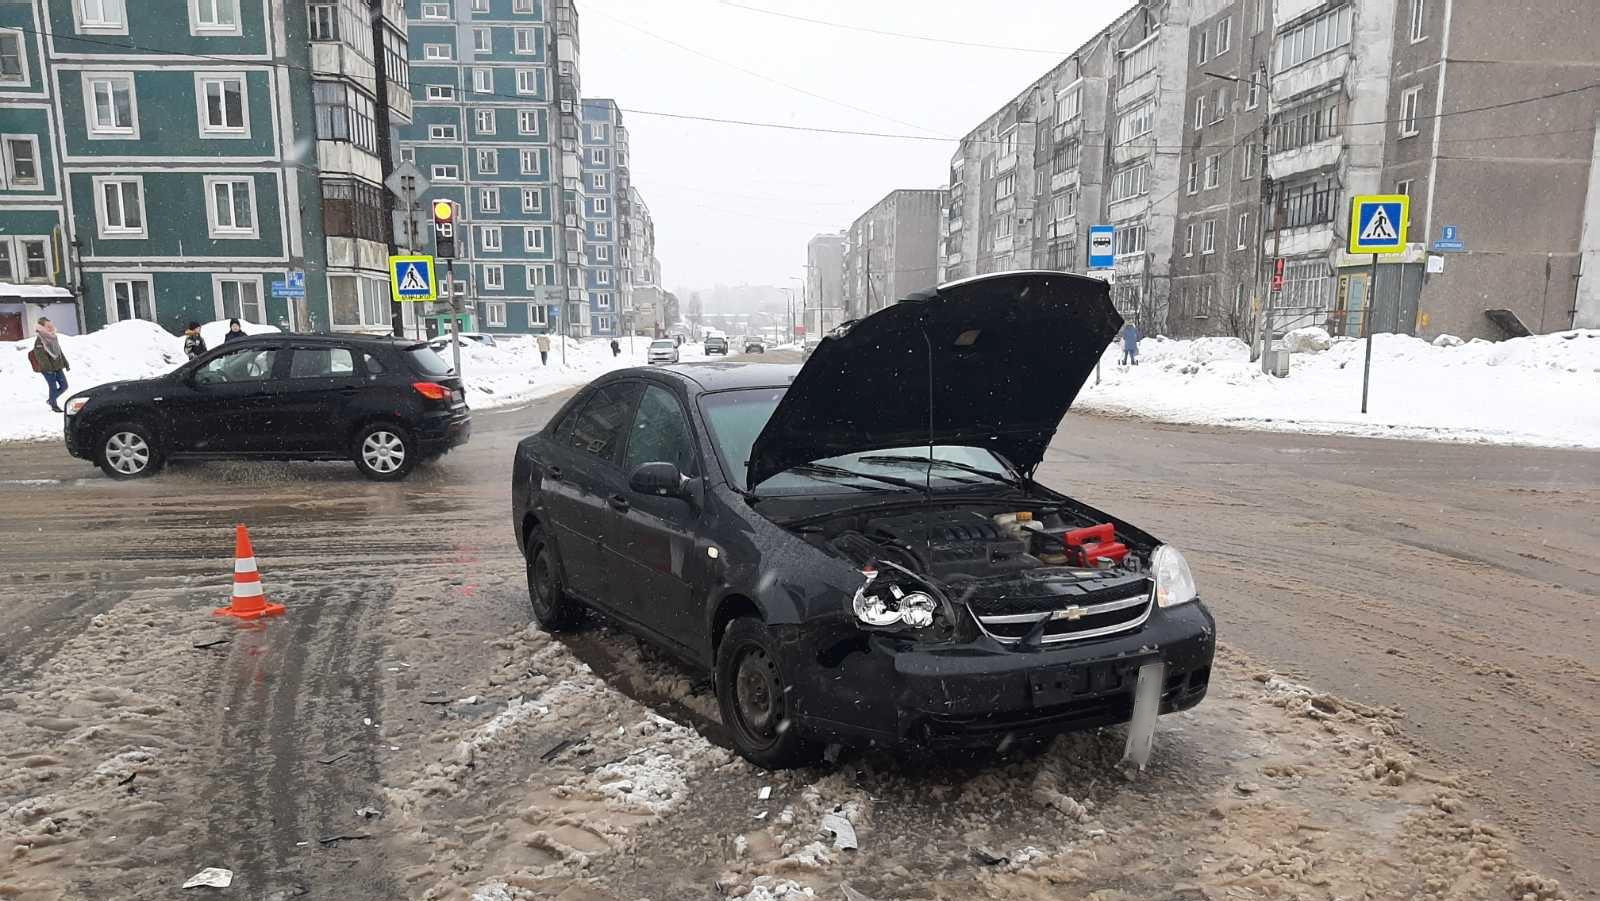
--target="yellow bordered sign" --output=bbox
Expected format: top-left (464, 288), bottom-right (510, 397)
top-left (389, 254), bottom-right (437, 303)
top-left (1348, 194), bottom-right (1409, 254)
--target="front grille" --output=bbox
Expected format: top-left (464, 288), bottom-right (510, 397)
top-left (971, 588), bottom-right (1152, 644)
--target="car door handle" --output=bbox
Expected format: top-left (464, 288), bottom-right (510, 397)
top-left (608, 494), bottom-right (630, 512)
top-left (338, 386), bottom-right (359, 394)
top-left (546, 465), bottom-right (563, 480)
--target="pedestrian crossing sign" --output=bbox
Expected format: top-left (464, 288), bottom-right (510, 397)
top-left (389, 254), bottom-right (438, 303)
top-left (1348, 194), bottom-right (1409, 254)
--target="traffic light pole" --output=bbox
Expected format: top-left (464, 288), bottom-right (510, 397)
top-left (447, 258), bottom-right (462, 380)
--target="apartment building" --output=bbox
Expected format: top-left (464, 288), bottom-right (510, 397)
top-left (805, 231), bottom-right (844, 333)
top-left (841, 189), bottom-right (945, 321)
top-left (627, 184), bottom-right (663, 335)
top-left (0, 0), bottom-right (412, 335)
top-left (1169, 0), bottom-right (1271, 338)
top-left (578, 98), bottom-right (623, 337)
top-left (399, 0), bottom-right (562, 337)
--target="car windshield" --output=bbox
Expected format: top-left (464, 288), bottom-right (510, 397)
top-left (700, 387), bottom-right (1014, 493)
top-left (651, 340), bottom-right (675, 349)
top-left (407, 347), bottom-right (453, 376)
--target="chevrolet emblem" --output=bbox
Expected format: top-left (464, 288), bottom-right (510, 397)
top-left (1052, 605), bottom-right (1087, 622)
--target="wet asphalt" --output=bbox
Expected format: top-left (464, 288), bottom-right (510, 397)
top-left (1, 351), bottom-right (1595, 894)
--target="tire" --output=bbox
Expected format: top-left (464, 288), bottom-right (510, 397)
top-left (96, 421), bottom-right (164, 479)
top-left (352, 422), bottom-right (418, 481)
top-left (715, 617), bottom-right (818, 769)
top-left (524, 526), bottom-right (581, 631)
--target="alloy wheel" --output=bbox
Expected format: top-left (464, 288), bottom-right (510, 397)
top-left (361, 430), bottom-right (406, 473)
top-left (105, 431), bottom-right (151, 475)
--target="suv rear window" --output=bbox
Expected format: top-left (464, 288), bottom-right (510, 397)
top-left (407, 347), bottom-right (453, 376)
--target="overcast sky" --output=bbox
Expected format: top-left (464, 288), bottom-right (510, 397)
top-left (576, 0), bottom-right (1123, 294)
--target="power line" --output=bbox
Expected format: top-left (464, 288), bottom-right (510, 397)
top-left (717, 1), bottom-right (1070, 55)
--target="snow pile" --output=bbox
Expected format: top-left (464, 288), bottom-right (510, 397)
top-left (439, 335), bottom-right (707, 412)
top-left (1078, 329), bottom-right (1600, 448)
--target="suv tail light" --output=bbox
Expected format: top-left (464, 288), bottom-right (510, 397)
top-left (412, 381), bottom-right (451, 401)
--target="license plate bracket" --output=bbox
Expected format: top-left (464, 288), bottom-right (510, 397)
top-left (1028, 655), bottom-right (1156, 707)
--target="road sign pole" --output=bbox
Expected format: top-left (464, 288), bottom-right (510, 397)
top-left (1361, 253), bottom-right (1377, 414)
top-left (447, 259), bottom-right (463, 381)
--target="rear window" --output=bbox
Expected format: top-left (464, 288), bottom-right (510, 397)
top-left (406, 347), bottom-right (453, 376)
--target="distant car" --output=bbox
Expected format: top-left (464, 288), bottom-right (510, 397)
top-left (647, 339), bottom-right (680, 365)
top-left (705, 336), bottom-right (729, 355)
top-left (743, 338), bottom-right (765, 354)
top-left (428, 332), bottom-right (498, 352)
top-left (62, 334), bottom-right (470, 481)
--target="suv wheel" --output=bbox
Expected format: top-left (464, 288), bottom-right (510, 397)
top-left (353, 423), bottom-right (417, 481)
top-left (97, 421), bottom-right (164, 479)
top-left (715, 617), bottom-right (818, 769)
top-left (524, 526), bottom-right (580, 631)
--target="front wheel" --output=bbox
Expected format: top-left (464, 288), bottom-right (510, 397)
top-left (715, 617), bottom-right (818, 769)
top-left (96, 421), bottom-right (165, 479)
top-left (524, 527), bottom-right (581, 631)
top-left (352, 423), bottom-right (417, 481)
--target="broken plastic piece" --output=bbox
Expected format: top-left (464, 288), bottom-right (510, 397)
top-left (758, 785), bottom-right (772, 800)
top-left (1120, 662), bottom-right (1165, 769)
top-left (972, 847), bottom-right (1008, 866)
top-left (182, 868), bottom-right (233, 889)
top-left (821, 813), bottom-right (857, 850)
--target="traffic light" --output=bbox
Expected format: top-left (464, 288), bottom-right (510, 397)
top-left (433, 200), bottom-right (457, 259)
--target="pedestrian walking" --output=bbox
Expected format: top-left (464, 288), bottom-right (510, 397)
top-left (1119, 321), bottom-right (1140, 367)
top-left (223, 318), bottom-right (247, 342)
top-left (610, 338), bottom-right (620, 357)
top-left (29, 317), bottom-right (70, 412)
top-left (537, 333), bottom-right (551, 365)
top-left (183, 321), bottom-right (208, 359)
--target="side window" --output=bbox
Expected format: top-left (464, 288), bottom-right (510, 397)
top-left (362, 352), bottom-right (386, 375)
top-left (623, 385), bottom-right (697, 475)
top-left (567, 382), bottom-right (640, 462)
top-left (288, 347), bottom-right (355, 378)
top-left (194, 347), bottom-right (277, 384)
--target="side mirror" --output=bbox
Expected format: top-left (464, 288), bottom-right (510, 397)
top-left (629, 461), bottom-right (690, 499)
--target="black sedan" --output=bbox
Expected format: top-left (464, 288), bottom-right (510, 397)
top-left (511, 271), bottom-right (1214, 768)
top-left (63, 333), bottom-right (470, 480)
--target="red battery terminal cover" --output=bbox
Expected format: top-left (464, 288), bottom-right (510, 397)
top-left (1062, 523), bottom-right (1129, 567)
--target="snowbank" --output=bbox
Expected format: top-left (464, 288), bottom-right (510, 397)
top-left (1078, 329), bottom-right (1600, 448)
top-left (432, 334), bottom-right (706, 411)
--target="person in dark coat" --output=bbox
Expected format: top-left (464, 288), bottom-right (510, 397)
top-left (183, 321), bottom-right (208, 359)
top-left (32, 317), bottom-right (70, 412)
top-left (1119, 321), bottom-right (1140, 366)
top-left (223, 319), bottom-right (247, 342)
top-left (610, 338), bottom-right (621, 357)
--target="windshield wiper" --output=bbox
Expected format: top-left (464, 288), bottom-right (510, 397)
top-left (788, 462), bottom-right (927, 492)
top-left (854, 455), bottom-right (1019, 486)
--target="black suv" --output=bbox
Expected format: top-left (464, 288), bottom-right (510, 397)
top-left (704, 336), bottom-right (729, 355)
top-left (511, 272), bottom-right (1214, 768)
top-left (63, 334), bottom-right (470, 481)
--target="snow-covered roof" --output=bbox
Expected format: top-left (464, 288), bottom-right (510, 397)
top-left (0, 283), bottom-right (73, 300)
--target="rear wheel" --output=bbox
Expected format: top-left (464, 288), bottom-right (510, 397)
top-left (96, 421), bottom-right (164, 479)
top-left (715, 617), bottom-right (818, 769)
top-left (524, 526), bottom-right (580, 631)
top-left (353, 423), bottom-right (417, 481)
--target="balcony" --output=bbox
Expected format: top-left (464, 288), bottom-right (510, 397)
top-left (1116, 71), bottom-right (1155, 110)
top-left (386, 80), bottom-right (413, 125)
top-left (380, 0), bottom-right (405, 30)
top-left (993, 234), bottom-right (1014, 255)
top-left (1273, 53), bottom-right (1347, 106)
top-left (326, 237), bottom-right (388, 272)
top-left (994, 195), bottom-right (1015, 215)
top-left (1050, 169), bottom-right (1077, 192)
top-left (317, 142), bottom-right (383, 183)
top-left (997, 152), bottom-right (1018, 173)
top-left (1262, 222), bottom-right (1336, 257)
top-left (1269, 138), bottom-right (1341, 179)
top-left (310, 43), bottom-right (374, 86)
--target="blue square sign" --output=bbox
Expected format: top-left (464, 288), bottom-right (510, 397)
top-left (1433, 224), bottom-right (1465, 253)
top-left (1088, 224), bottom-right (1116, 269)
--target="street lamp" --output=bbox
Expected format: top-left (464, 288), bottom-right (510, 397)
top-left (1204, 67), bottom-right (1278, 368)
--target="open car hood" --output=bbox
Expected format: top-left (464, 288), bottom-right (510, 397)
top-left (747, 270), bottom-right (1122, 489)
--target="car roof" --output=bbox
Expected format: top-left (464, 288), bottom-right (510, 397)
top-left (653, 362), bottom-right (800, 391)
top-left (230, 332), bottom-right (424, 349)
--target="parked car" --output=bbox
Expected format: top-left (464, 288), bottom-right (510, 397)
top-left (704, 336), bottom-right (729, 355)
top-left (428, 331), bottom-right (498, 352)
top-left (63, 334), bottom-right (470, 481)
top-left (511, 271), bottom-right (1214, 768)
top-left (742, 337), bottom-right (765, 354)
top-left (647, 339), bottom-right (680, 365)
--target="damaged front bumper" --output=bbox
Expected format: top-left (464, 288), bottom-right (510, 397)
top-left (786, 600), bottom-right (1215, 751)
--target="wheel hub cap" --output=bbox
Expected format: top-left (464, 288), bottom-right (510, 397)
top-left (106, 432), bottom-right (150, 473)
top-left (362, 431), bottom-right (405, 472)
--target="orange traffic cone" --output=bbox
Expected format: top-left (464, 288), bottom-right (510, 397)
top-left (215, 524), bottom-right (285, 620)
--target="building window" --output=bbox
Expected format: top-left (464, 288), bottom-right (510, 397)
top-left (106, 276), bottom-right (154, 322)
top-left (1242, 142), bottom-right (1257, 179)
top-left (432, 164), bottom-right (460, 181)
top-left (0, 31), bottom-right (24, 84)
top-left (513, 0), bottom-right (534, 11)
top-left (1204, 154), bottom-right (1220, 188)
top-left (78, 0), bottom-right (127, 31)
top-left (518, 109), bottom-right (541, 135)
top-left (592, 173), bottom-right (608, 192)
top-left (329, 275), bottom-right (390, 329)
top-left (1213, 87), bottom-right (1228, 122)
top-left (476, 147), bottom-right (497, 173)
top-left (1052, 140), bottom-right (1080, 174)
top-left (1201, 220), bottom-right (1216, 254)
top-left (1397, 179), bottom-right (1413, 197)
top-left (589, 123), bottom-right (609, 142)
top-left (205, 176), bottom-right (257, 238)
top-left (1216, 16), bottom-right (1231, 54)
top-left (596, 269), bottom-right (611, 286)
top-left (1410, 0), bottom-right (1426, 41)
top-left (521, 187), bottom-right (544, 213)
top-left (1252, 0), bottom-right (1267, 34)
top-left (1184, 222), bottom-right (1195, 256)
top-left (421, 2), bottom-right (449, 18)
top-left (313, 81), bottom-right (376, 152)
top-left (321, 178), bottom-right (384, 242)
top-left (428, 84), bottom-right (455, 100)
top-left (472, 27), bottom-right (491, 52)
top-left (1114, 219), bottom-right (1145, 256)
top-left (1193, 96), bottom-right (1206, 129)
top-left (481, 301), bottom-right (506, 325)
top-left (595, 245), bottom-right (610, 262)
top-left (524, 226), bottom-right (547, 251)
top-left (1399, 86), bottom-right (1422, 138)
top-left (1246, 75), bottom-right (1261, 109)
top-left (1056, 86), bottom-right (1082, 122)
top-left (191, 0), bottom-right (240, 33)
top-left (94, 176), bottom-right (145, 237)
top-left (424, 43), bottom-right (452, 60)
top-left (591, 147), bottom-right (608, 165)
top-left (1278, 5), bottom-right (1353, 71)
top-left (519, 149), bottom-right (542, 174)
top-left (86, 74), bottom-right (137, 136)
top-left (1109, 164), bottom-right (1149, 202)
top-left (430, 123), bottom-right (458, 141)
top-left (475, 108), bottom-right (495, 133)
top-left (527, 301), bottom-right (548, 324)
top-left (215, 277), bottom-right (263, 323)
top-left (515, 27), bottom-right (538, 53)
top-left (472, 68), bottom-right (492, 93)
top-left (194, 74), bottom-right (249, 136)
top-left (471, 0), bottom-right (487, 10)
top-left (1, 135), bottom-right (41, 189)
top-left (480, 187), bottom-right (499, 212)
top-left (1195, 29), bottom-right (1209, 64)
top-left (526, 264), bottom-right (553, 286)
top-left (1119, 39), bottom-right (1156, 82)
top-left (1271, 92), bottom-right (1344, 152)
top-left (1281, 259), bottom-right (1336, 310)
top-left (593, 196), bottom-right (609, 214)
top-left (594, 221), bottom-right (610, 238)
top-left (597, 292), bottom-right (613, 309)
top-left (1236, 212), bottom-right (1250, 249)
top-left (479, 225), bottom-right (502, 252)
top-left (1197, 282), bottom-right (1214, 318)
top-left (308, 0), bottom-right (336, 39)
top-left (516, 68), bottom-right (540, 95)
top-left (400, 147), bottom-right (414, 162)
top-left (1185, 161), bottom-right (1198, 195)
top-left (1272, 177), bottom-right (1340, 229)
top-left (482, 266), bottom-right (504, 291)
top-left (1115, 101), bottom-right (1153, 144)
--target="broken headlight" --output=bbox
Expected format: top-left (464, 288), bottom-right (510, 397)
top-left (1152, 545), bottom-right (1198, 608)
top-left (852, 566), bottom-right (941, 631)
